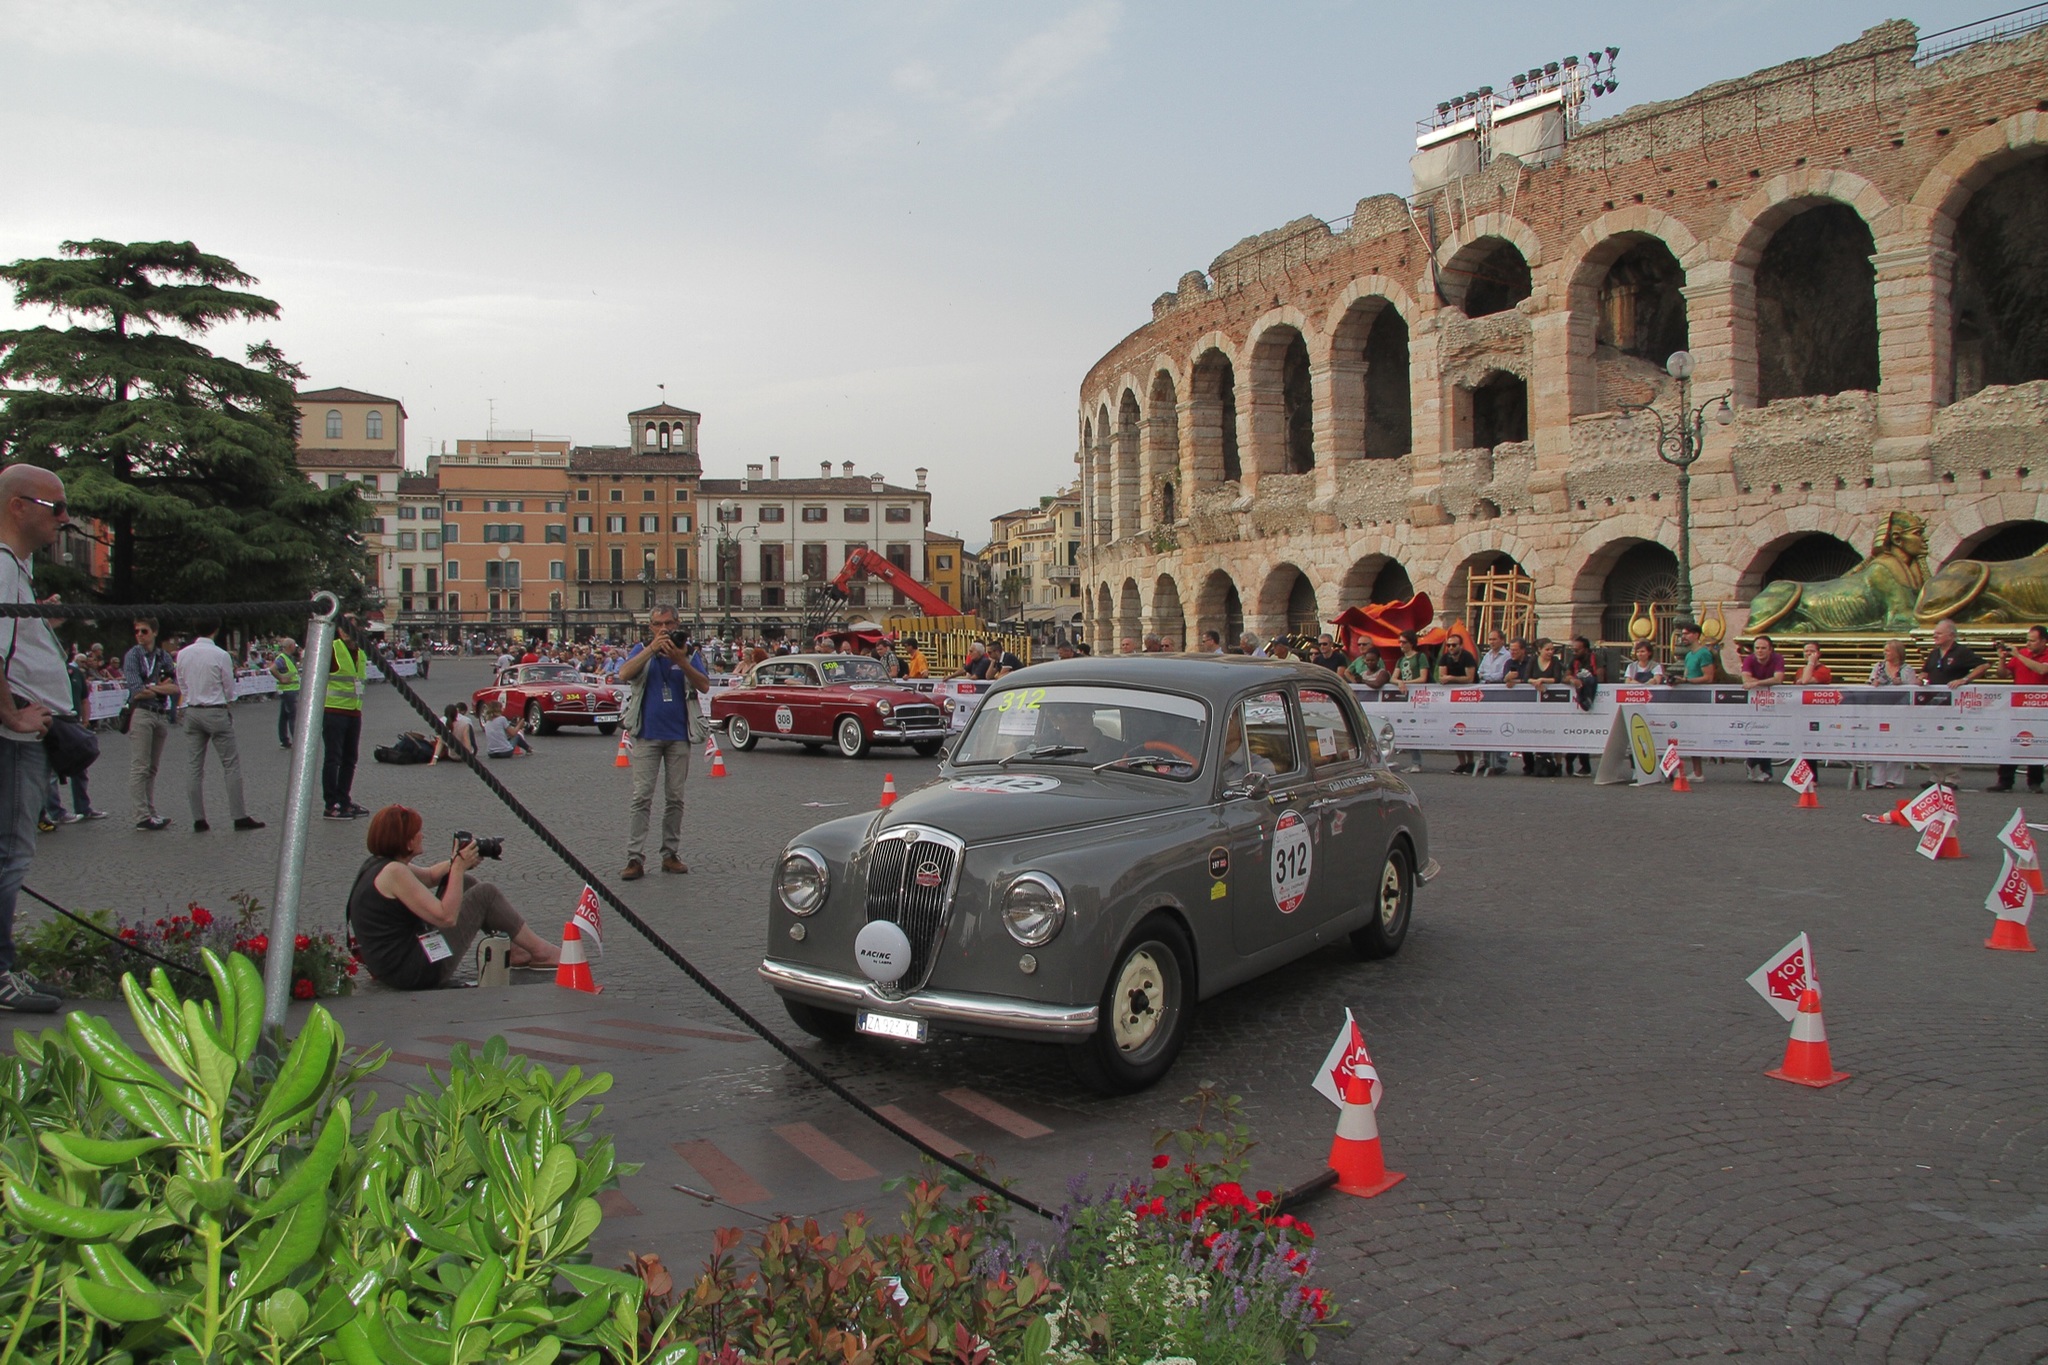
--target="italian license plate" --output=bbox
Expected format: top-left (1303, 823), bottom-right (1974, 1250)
top-left (593, 713), bottom-right (619, 723)
top-left (856, 1011), bottom-right (928, 1043)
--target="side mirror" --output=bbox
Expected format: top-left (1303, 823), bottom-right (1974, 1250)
top-left (1223, 770), bottom-right (1270, 801)
top-left (1376, 721), bottom-right (1397, 753)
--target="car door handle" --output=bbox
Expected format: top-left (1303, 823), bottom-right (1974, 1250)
top-left (1307, 797), bottom-right (1339, 810)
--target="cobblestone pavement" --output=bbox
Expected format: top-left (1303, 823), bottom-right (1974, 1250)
top-left (18, 660), bottom-right (2048, 1362)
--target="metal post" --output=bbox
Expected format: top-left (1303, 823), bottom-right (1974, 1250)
top-left (263, 592), bottom-right (339, 1029)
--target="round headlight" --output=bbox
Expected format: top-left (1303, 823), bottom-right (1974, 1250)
top-left (777, 848), bottom-right (829, 915)
top-left (1001, 872), bottom-right (1066, 946)
top-left (874, 699), bottom-right (893, 717)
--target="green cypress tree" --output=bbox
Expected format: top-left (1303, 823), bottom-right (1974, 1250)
top-left (0, 239), bottom-right (369, 605)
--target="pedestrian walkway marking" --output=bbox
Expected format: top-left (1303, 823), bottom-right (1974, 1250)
top-left (940, 1088), bottom-right (1052, 1139)
top-left (774, 1123), bottom-right (881, 1181)
top-left (422, 1034), bottom-right (594, 1067)
top-left (596, 1189), bottom-right (642, 1218)
top-left (673, 1140), bottom-right (770, 1205)
top-left (598, 1017), bottom-right (754, 1045)
top-left (509, 1025), bottom-right (684, 1054)
top-left (876, 1104), bottom-right (971, 1158)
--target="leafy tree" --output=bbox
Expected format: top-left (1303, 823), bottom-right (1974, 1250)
top-left (0, 239), bottom-right (368, 605)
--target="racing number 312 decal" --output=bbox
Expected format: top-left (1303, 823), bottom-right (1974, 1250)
top-left (1271, 808), bottom-right (1312, 913)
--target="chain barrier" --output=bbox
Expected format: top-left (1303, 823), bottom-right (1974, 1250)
top-left (19, 885), bottom-right (207, 983)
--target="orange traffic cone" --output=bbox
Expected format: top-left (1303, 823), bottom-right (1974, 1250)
top-left (1887, 798), bottom-right (1910, 826)
top-left (1327, 1067), bottom-right (1404, 1198)
top-left (1765, 987), bottom-right (1848, 1088)
top-left (2024, 860), bottom-right (2045, 895)
top-left (708, 738), bottom-right (727, 779)
top-left (1987, 917), bottom-right (2037, 952)
top-left (1937, 822), bottom-right (1965, 859)
top-left (1670, 765), bottom-right (1692, 793)
top-left (613, 733), bottom-right (632, 768)
top-left (555, 921), bottom-right (602, 993)
top-left (879, 773), bottom-right (897, 808)
top-left (1797, 789), bottom-right (1821, 808)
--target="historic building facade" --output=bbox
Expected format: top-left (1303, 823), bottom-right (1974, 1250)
top-left (1076, 19), bottom-right (2048, 653)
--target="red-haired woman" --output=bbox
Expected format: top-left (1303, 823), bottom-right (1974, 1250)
top-left (346, 805), bottom-right (559, 989)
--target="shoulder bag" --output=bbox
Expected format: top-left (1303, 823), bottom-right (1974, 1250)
top-left (0, 559), bottom-right (99, 778)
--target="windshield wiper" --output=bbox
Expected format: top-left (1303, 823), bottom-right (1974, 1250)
top-left (998, 743), bottom-right (1089, 767)
top-left (1092, 753), bottom-right (1197, 774)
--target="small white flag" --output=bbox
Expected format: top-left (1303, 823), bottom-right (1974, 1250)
top-left (1747, 933), bottom-right (1816, 1022)
top-left (1311, 1008), bottom-right (1381, 1110)
top-left (1782, 757), bottom-right (1816, 793)
top-left (572, 884), bottom-right (603, 952)
top-left (1986, 851), bottom-right (2034, 924)
top-left (1658, 740), bottom-right (1681, 778)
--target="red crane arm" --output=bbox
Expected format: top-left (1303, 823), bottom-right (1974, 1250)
top-left (828, 547), bottom-right (960, 617)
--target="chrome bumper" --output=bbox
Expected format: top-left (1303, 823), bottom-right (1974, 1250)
top-left (759, 959), bottom-right (1099, 1038)
top-left (1420, 857), bottom-right (1442, 884)
top-left (873, 727), bottom-right (947, 742)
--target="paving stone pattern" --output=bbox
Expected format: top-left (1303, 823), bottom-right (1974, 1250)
top-left (19, 661), bottom-right (2048, 1362)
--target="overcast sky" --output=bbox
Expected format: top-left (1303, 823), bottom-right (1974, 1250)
top-left (0, 0), bottom-right (1995, 545)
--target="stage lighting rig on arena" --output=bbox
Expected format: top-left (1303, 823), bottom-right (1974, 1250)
top-left (1412, 46), bottom-right (1619, 193)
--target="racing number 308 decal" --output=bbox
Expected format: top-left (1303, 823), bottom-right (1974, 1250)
top-left (1271, 808), bottom-right (1312, 913)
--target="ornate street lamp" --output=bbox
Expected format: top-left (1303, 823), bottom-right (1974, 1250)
top-left (1617, 350), bottom-right (1732, 619)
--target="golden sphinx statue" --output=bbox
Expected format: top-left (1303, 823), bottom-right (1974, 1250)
top-left (1917, 544), bottom-right (2048, 624)
top-left (1745, 512), bottom-right (1929, 634)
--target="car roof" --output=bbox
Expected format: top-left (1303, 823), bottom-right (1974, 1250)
top-left (980, 655), bottom-right (1342, 705)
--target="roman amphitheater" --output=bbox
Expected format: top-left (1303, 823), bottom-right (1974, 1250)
top-left (1076, 17), bottom-right (2048, 654)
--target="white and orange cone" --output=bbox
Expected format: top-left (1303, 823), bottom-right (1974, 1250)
top-left (555, 921), bottom-right (602, 994)
top-left (879, 773), bottom-right (897, 808)
top-left (1328, 1065), bottom-right (1405, 1198)
top-left (613, 733), bottom-right (632, 769)
top-left (1985, 849), bottom-right (2038, 952)
top-left (706, 733), bottom-right (728, 778)
top-left (1765, 987), bottom-right (1848, 1088)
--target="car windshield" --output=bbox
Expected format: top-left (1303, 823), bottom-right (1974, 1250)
top-left (952, 684), bottom-right (1209, 778)
top-left (518, 665), bottom-right (579, 684)
top-left (819, 657), bottom-right (889, 684)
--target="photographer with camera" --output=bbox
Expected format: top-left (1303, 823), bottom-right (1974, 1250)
top-left (347, 805), bottom-right (559, 989)
top-left (616, 605), bottom-right (709, 881)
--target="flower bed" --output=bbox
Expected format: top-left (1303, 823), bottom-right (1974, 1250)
top-left (17, 891), bottom-right (359, 999)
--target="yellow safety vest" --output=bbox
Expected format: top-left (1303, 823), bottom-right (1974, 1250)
top-left (325, 640), bottom-right (365, 712)
top-left (276, 653), bottom-right (300, 695)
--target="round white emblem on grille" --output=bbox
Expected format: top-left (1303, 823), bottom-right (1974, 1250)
top-left (854, 920), bottom-right (913, 984)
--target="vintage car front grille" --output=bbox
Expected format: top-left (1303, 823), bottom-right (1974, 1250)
top-left (890, 703), bottom-right (945, 732)
top-left (863, 824), bottom-right (964, 996)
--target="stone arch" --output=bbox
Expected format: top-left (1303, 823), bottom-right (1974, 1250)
top-left (1093, 581), bottom-right (1114, 652)
top-left (1117, 578), bottom-right (1144, 650)
top-left (1150, 573), bottom-right (1186, 647)
top-left (1193, 569), bottom-right (1244, 645)
top-left (1950, 520), bottom-right (2048, 565)
top-left (1338, 553), bottom-right (1415, 608)
top-left (1437, 214), bottom-right (1542, 316)
top-left (1754, 203), bottom-right (1881, 402)
top-left (1145, 368), bottom-right (1183, 527)
top-left (1560, 212), bottom-right (1705, 416)
top-left (1739, 532), bottom-right (1864, 602)
top-left (1721, 507), bottom-right (1872, 607)
top-left (1252, 562), bottom-right (1323, 639)
top-left (1717, 171), bottom-right (1896, 407)
top-left (1568, 528), bottom-right (1683, 646)
top-left (1244, 310), bottom-right (1318, 477)
top-left (1942, 153), bottom-right (2048, 404)
top-left (1114, 389), bottom-right (1142, 540)
top-left (1187, 340), bottom-right (1241, 489)
top-left (1326, 282), bottom-right (1414, 461)
top-left (1442, 547), bottom-right (1538, 643)
top-left (1928, 489), bottom-right (2048, 565)
top-left (1089, 403), bottom-right (1113, 543)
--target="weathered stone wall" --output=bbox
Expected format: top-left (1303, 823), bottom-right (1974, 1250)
top-left (1076, 18), bottom-right (2048, 649)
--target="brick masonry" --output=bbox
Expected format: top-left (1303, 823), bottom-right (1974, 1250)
top-left (1075, 19), bottom-right (2048, 649)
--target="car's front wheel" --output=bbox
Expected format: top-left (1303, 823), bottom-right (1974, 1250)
top-left (782, 996), bottom-right (856, 1041)
top-left (1066, 913), bottom-right (1193, 1095)
top-left (524, 700), bottom-right (553, 735)
top-left (1350, 843), bottom-right (1413, 960)
top-left (726, 715), bottom-right (759, 751)
top-left (835, 716), bottom-right (870, 759)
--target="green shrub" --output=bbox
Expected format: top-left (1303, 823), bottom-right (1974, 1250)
top-left (16, 894), bottom-right (356, 1001)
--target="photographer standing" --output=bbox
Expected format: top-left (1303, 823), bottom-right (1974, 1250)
top-left (617, 606), bottom-right (708, 881)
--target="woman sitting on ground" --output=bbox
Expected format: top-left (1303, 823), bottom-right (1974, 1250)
top-left (347, 805), bottom-right (559, 989)
top-left (429, 702), bottom-right (476, 764)
top-left (479, 701), bottom-right (533, 758)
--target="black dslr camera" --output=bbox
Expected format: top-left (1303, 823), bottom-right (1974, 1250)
top-left (452, 830), bottom-right (504, 860)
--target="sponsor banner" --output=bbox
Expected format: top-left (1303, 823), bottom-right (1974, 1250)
top-left (364, 657), bottom-right (419, 680)
top-left (932, 677), bottom-right (992, 733)
top-left (233, 670), bottom-right (279, 698)
top-left (85, 680), bottom-right (127, 722)
top-left (1354, 684), bottom-right (2038, 762)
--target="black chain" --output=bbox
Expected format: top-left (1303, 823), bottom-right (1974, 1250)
top-left (351, 630), bottom-right (1058, 1221)
top-left (18, 885), bottom-right (207, 982)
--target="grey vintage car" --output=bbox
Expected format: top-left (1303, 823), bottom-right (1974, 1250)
top-left (757, 655), bottom-right (1438, 1092)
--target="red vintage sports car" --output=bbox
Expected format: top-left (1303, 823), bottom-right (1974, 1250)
top-left (712, 653), bottom-right (948, 758)
top-left (473, 663), bottom-right (624, 735)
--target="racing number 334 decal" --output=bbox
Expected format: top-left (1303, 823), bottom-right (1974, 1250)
top-left (1271, 808), bottom-right (1312, 913)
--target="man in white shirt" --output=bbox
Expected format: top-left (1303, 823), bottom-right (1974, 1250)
top-left (174, 620), bottom-right (264, 833)
top-left (1475, 629), bottom-right (1513, 776)
top-left (0, 465), bottom-right (76, 1012)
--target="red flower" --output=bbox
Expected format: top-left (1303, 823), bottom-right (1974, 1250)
top-left (1256, 1189), bottom-right (1274, 1204)
top-left (191, 907), bottom-right (213, 927)
top-left (248, 934), bottom-right (269, 955)
top-left (1300, 1286), bottom-right (1330, 1321)
top-left (345, 960), bottom-right (360, 976)
top-left (294, 934), bottom-right (310, 952)
top-left (118, 927), bottom-right (138, 942)
top-left (291, 978), bottom-right (315, 1000)
top-left (1152, 1153), bottom-right (1171, 1169)
top-left (155, 919), bottom-right (168, 928)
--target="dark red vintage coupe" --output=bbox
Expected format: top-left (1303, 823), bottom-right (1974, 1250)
top-left (473, 664), bottom-right (624, 735)
top-left (711, 654), bottom-right (948, 758)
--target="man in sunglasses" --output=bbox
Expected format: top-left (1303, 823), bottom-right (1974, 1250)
top-left (0, 465), bottom-right (76, 1012)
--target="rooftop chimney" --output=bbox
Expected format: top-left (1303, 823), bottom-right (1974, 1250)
top-left (842, 461), bottom-right (856, 478)
top-left (821, 461), bottom-right (832, 477)
top-left (871, 473), bottom-right (884, 493)
top-left (747, 463), bottom-right (763, 480)
top-left (769, 456), bottom-right (779, 480)
top-left (915, 467), bottom-right (928, 491)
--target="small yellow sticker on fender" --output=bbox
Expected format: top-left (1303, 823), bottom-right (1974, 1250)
top-left (1210, 880), bottom-right (1228, 900)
